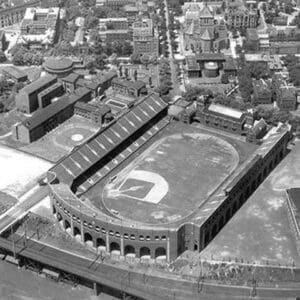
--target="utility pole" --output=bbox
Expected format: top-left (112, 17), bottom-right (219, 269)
top-left (11, 225), bottom-right (16, 259)
top-left (36, 219), bottom-right (40, 240)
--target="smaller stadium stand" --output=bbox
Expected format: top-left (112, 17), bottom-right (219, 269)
top-left (76, 117), bottom-right (169, 194)
top-left (49, 93), bottom-right (168, 187)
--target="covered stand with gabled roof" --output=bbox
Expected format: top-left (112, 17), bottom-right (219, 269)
top-left (49, 93), bottom-right (168, 186)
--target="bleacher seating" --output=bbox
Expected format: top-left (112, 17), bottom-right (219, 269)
top-left (76, 118), bottom-right (169, 194)
top-left (49, 93), bottom-right (168, 185)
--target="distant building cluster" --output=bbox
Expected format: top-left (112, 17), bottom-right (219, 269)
top-left (252, 75), bottom-right (297, 111)
top-left (12, 56), bottom-right (121, 144)
top-left (132, 18), bottom-right (159, 57)
top-left (225, 0), bottom-right (259, 29)
top-left (13, 88), bottom-right (92, 144)
top-left (99, 17), bottom-right (131, 43)
top-left (183, 3), bottom-right (228, 53)
top-left (273, 74), bottom-right (298, 111)
top-left (111, 77), bottom-right (147, 98)
top-left (0, 0), bottom-right (40, 28)
top-left (185, 53), bottom-right (227, 78)
top-left (17, 7), bottom-right (60, 49)
top-left (246, 27), bottom-right (300, 55)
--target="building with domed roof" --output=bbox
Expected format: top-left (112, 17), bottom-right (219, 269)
top-left (183, 3), bottom-right (228, 53)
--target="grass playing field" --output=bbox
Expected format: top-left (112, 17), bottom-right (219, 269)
top-left (101, 132), bottom-right (240, 225)
top-left (21, 116), bottom-right (99, 162)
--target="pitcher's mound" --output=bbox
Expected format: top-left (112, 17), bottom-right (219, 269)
top-left (71, 134), bottom-right (84, 142)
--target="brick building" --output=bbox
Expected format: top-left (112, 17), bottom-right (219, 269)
top-left (74, 102), bottom-right (112, 125)
top-left (223, 58), bottom-right (238, 77)
top-left (195, 103), bottom-right (247, 134)
top-left (99, 18), bottom-right (128, 30)
top-left (99, 0), bottom-right (135, 8)
top-left (277, 86), bottom-right (297, 111)
top-left (16, 75), bottom-right (58, 113)
top-left (225, 0), bottom-right (259, 29)
top-left (0, 30), bottom-right (5, 50)
top-left (0, 0), bottom-right (40, 28)
top-left (132, 18), bottom-right (159, 57)
top-left (13, 88), bottom-right (91, 144)
top-left (246, 118), bottom-right (268, 144)
top-left (99, 29), bottom-right (131, 43)
top-left (17, 7), bottom-right (60, 49)
top-left (37, 82), bottom-right (64, 109)
top-left (2, 66), bottom-right (28, 83)
top-left (111, 78), bottom-right (146, 98)
top-left (62, 71), bottom-right (116, 97)
top-left (183, 3), bottom-right (228, 53)
top-left (252, 79), bottom-right (272, 106)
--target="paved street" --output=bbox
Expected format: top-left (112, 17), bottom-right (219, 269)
top-left (0, 260), bottom-right (114, 300)
top-left (257, 2), bottom-right (268, 32)
top-left (163, 0), bottom-right (182, 97)
top-left (0, 185), bottom-right (48, 234)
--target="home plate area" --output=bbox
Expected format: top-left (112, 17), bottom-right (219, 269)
top-left (105, 170), bottom-right (169, 204)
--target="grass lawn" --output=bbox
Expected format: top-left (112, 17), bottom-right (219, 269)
top-left (0, 191), bottom-right (17, 216)
top-left (20, 116), bottom-right (99, 162)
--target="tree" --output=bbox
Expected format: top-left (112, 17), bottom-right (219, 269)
top-left (0, 78), bottom-right (8, 94)
top-left (248, 62), bottom-right (270, 80)
top-left (95, 54), bottom-right (107, 70)
top-left (239, 74), bottom-right (253, 102)
top-left (133, 70), bottom-right (138, 81)
top-left (89, 29), bottom-right (102, 44)
top-left (256, 106), bottom-right (274, 123)
top-left (183, 85), bottom-right (212, 102)
top-left (289, 66), bottom-right (300, 86)
top-left (85, 16), bottom-right (99, 29)
top-left (121, 41), bottom-right (133, 56)
top-left (0, 50), bottom-right (6, 63)
top-left (221, 73), bottom-right (229, 84)
top-left (282, 54), bottom-right (298, 69)
top-left (140, 54), bottom-right (151, 69)
top-left (270, 110), bottom-right (291, 125)
top-left (85, 55), bottom-right (97, 72)
top-left (12, 51), bottom-right (25, 65)
top-left (0, 101), bottom-right (4, 113)
top-left (291, 12), bottom-right (300, 29)
top-left (124, 68), bottom-right (129, 78)
top-left (131, 53), bottom-right (141, 64)
top-left (156, 82), bottom-right (171, 96)
top-left (119, 65), bottom-right (123, 77)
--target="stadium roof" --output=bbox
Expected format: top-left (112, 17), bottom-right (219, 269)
top-left (50, 93), bottom-right (168, 184)
top-left (208, 104), bottom-right (244, 120)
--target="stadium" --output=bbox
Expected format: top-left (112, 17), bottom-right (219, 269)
top-left (47, 93), bottom-right (291, 262)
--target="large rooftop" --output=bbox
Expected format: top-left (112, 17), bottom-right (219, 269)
top-left (201, 142), bottom-right (300, 266)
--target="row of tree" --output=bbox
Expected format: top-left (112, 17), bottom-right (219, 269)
top-left (156, 58), bottom-right (173, 96)
top-left (11, 46), bottom-right (43, 66)
top-left (282, 54), bottom-right (300, 86)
